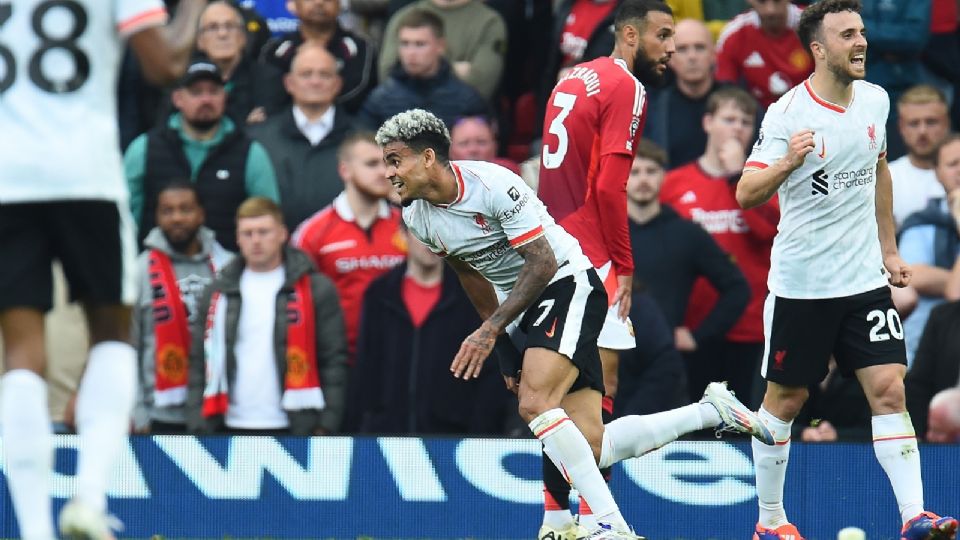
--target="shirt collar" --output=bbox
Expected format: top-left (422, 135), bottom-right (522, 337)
top-left (333, 191), bottom-right (393, 222)
top-left (292, 105), bottom-right (335, 145)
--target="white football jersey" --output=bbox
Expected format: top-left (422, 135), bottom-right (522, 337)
top-left (403, 160), bottom-right (592, 294)
top-left (745, 78), bottom-right (891, 299)
top-left (0, 0), bottom-right (167, 203)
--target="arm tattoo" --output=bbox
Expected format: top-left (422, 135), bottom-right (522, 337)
top-left (488, 236), bottom-right (558, 332)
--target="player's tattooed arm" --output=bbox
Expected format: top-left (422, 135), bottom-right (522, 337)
top-left (489, 236), bottom-right (558, 332)
top-left (449, 236), bottom-right (557, 379)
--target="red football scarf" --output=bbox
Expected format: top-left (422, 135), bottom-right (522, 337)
top-left (149, 250), bottom-right (192, 407)
top-left (202, 273), bottom-right (324, 417)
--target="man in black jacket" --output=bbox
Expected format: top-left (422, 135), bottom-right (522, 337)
top-left (626, 140), bottom-right (750, 402)
top-left (249, 45), bottom-right (353, 231)
top-left (357, 9), bottom-right (488, 130)
top-left (259, 0), bottom-right (377, 114)
top-left (349, 226), bottom-right (512, 434)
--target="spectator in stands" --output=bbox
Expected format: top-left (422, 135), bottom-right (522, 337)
top-left (614, 289), bottom-right (690, 417)
top-left (925, 388), bottom-right (960, 443)
top-left (660, 87), bottom-right (778, 409)
top-left (292, 132), bottom-right (406, 365)
top-left (350, 225), bottom-right (512, 434)
top-left (666, 0), bottom-right (749, 40)
top-left (125, 58), bottom-right (280, 253)
top-left (378, 0), bottom-right (506, 101)
top-left (898, 134), bottom-right (960, 366)
top-left (186, 197), bottom-right (348, 435)
top-left (891, 85), bottom-right (951, 228)
top-left (906, 301), bottom-right (960, 439)
top-left (358, 10), bottom-right (488, 130)
top-left (195, 1), bottom-right (286, 123)
top-left (260, 0), bottom-right (377, 114)
top-left (646, 18), bottom-right (720, 168)
top-left (249, 45), bottom-right (353, 232)
top-left (627, 139), bottom-right (750, 381)
top-left (132, 182), bottom-right (234, 434)
top-left (449, 116), bottom-right (520, 174)
top-left (715, 0), bottom-right (811, 108)
top-left (535, 0), bottom-right (618, 136)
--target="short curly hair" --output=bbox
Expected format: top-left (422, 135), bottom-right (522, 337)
top-left (797, 0), bottom-right (862, 51)
top-left (375, 108), bottom-right (452, 164)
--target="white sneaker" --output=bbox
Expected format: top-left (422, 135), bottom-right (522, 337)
top-left (539, 520), bottom-right (587, 540)
top-left (700, 381), bottom-right (775, 445)
top-left (583, 523), bottom-right (645, 540)
top-left (58, 499), bottom-right (121, 540)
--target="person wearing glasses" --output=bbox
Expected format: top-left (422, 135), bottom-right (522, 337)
top-left (195, 0), bottom-right (287, 123)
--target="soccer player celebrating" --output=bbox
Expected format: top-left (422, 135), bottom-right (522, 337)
top-left (0, 0), bottom-right (206, 538)
top-left (737, 1), bottom-right (959, 539)
top-left (536, 0), bottom-right (676, 533)
top-left (377, 108), bottom-right (773, 540)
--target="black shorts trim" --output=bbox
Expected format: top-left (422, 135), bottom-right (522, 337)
top-left (0, 201), bottom-right (131, 312)
top-left (761, 287), bottom-right (907, 386)
top-left (517, 268), bottom-right (608, 394)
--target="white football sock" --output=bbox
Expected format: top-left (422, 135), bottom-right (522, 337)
top-left (753, 406), bottom-right (792, 529)
top-left (1, 370), bottom-right (55, 540)
top-left (543, 508), bottom-right (575, 529)
top-left (542, 484), bottom-right (574, 529)
top-left (598, 404), bottom-right (708, 468)
top-left (578, 495), bottom-right (598, 530)
top-left (530, 409), bottom-right (628, 532)
top-left (872, 413), bottom-right (924, 524)
top-left (75, 342), bottom-right (137, 514)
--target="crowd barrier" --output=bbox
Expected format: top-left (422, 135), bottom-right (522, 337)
top-left (1, 436), bottom-right (958, 539)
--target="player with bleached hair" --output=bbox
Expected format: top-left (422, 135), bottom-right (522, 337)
top-left (738, 1), bottom-right (958, 539)
top-left (377, 108), bottom-right (775, 540)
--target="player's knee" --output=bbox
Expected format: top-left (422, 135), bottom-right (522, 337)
top-left (765, 385), bottom-right (808, 420)
top-left (867, 374), bottom-right (906, 413)
top-left (517, 393), bottom-right (561, 423)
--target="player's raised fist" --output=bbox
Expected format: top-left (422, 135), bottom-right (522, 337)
top-left (784, 129), bottom-right (816, 171)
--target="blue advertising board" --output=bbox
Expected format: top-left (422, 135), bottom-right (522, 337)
top-left (1, 436), bottom-right (958, 539)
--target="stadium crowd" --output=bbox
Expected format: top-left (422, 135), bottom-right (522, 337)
top-left (3, 0), bottom-right (960, 444)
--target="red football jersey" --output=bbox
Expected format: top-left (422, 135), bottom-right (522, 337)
top-left (538, 56), bottom-right (647, 275)
top-left (660, 163), bottom-right (779, 343)
top-left (292, 194), bottom-right (407, 360)
top-left (715, 6), bottom-right (812, 108)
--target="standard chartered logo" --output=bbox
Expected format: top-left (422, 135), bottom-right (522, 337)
top-left (811, 167), bottom-right (875, 196)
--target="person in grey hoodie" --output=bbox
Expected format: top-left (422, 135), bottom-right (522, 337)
top-left (186, 197), bottom-right (349, 435)
top-left (132, 181), bottom-right (234, 433)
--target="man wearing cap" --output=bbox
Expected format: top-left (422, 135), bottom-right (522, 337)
top-left (124, 57), bottom-right (280, 252)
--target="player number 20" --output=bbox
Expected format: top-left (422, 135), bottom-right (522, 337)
top-left (866, 308), bottom-right (903, 342)
top-left (542, 92), bottom-right (578, 169)
top-left (0, 0), bottom-right (91, 94)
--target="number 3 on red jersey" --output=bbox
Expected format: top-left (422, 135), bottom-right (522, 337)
top-left (542, 92), bottom-right (577, 169)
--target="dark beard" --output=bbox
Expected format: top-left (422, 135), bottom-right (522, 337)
top-left (827, 58), bottom-right (859, 86)
top-left (164, 229), bottom-right (200, 254)
top-left (186, 117), bottom-right (219, 132)
top-left (632, 46), bottom-right (664, 86)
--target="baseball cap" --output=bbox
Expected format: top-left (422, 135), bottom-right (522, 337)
top-left (179, 57), bottom-right (224, 87)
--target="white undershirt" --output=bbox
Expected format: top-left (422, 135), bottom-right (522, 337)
top-left (890, 155), bottom-right (945, 228)
top-left (226, 265), bottom-right (289, 429)
top-left (293, 105), bottom-right (335, 146)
